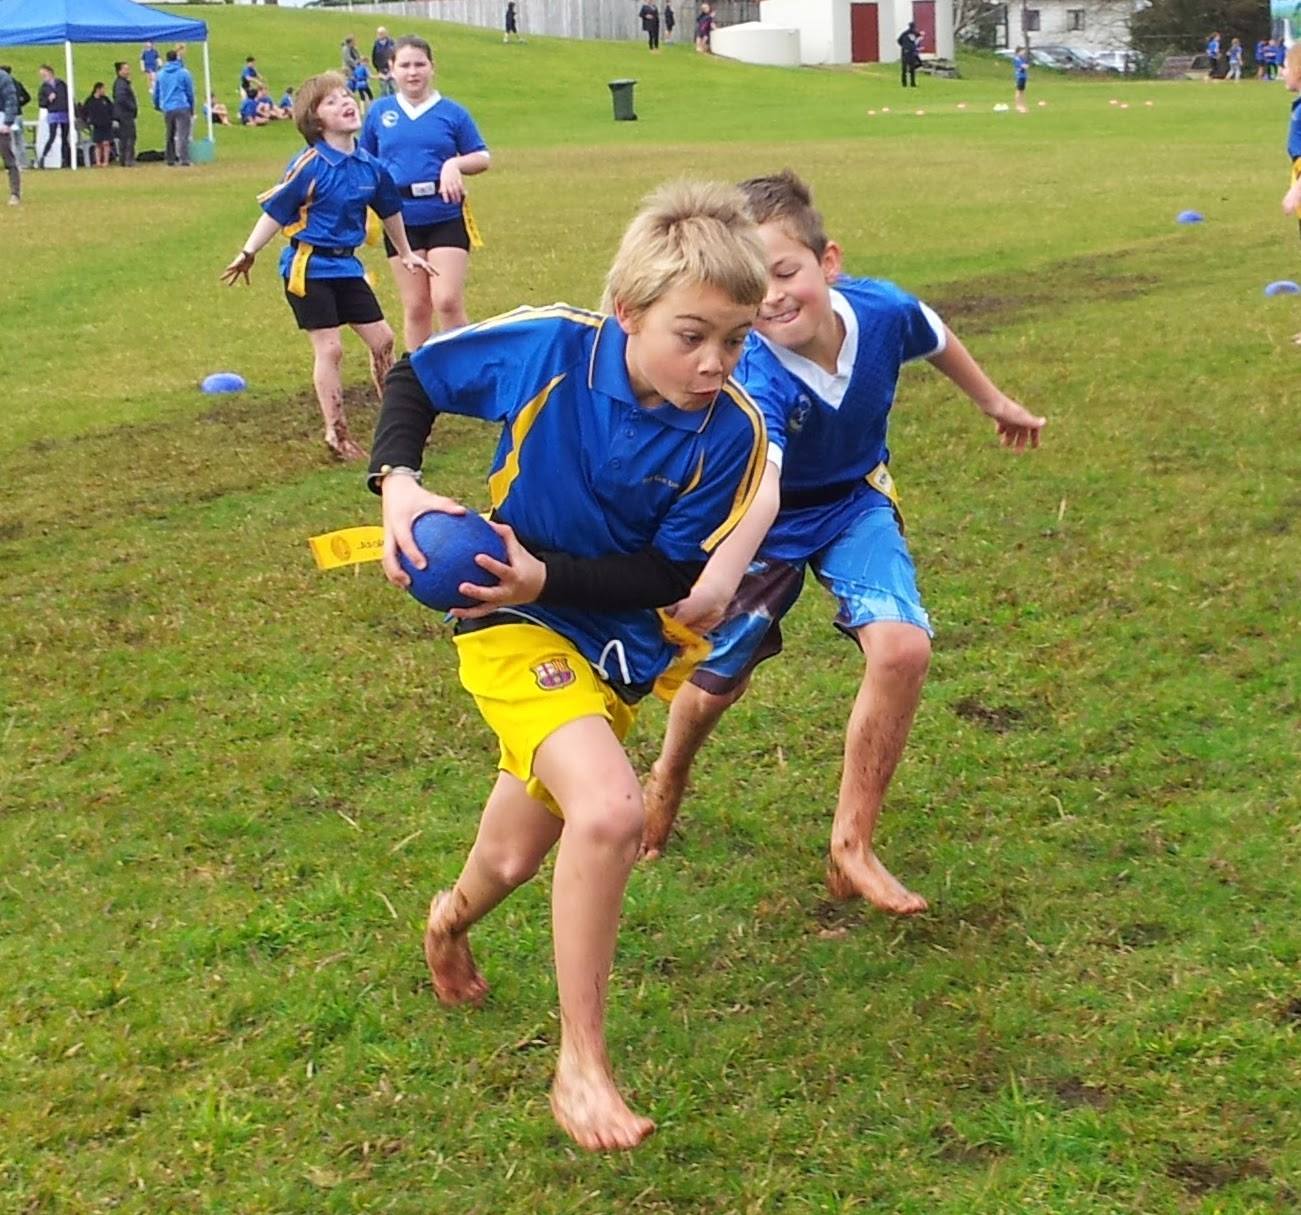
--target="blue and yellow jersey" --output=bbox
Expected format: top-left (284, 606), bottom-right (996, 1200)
top-left (410, 305), bottom-right (767, 697)
top-left (1288, 97), bottom-right (1301, 163)
top-left (359, 93), bottom-right (488, 227)
top-left (735, 276), bottom-right (945, 563)
top-left (257, 141), bottom-right (402, 287)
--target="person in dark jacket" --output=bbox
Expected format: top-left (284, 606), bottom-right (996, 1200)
top-left (640, 4), bottom-right (661, 52)
top-left (897, 22), bottom-right (922, 87)
top-left (664, 2), bottom-right (676, 41)
top-left (0, 65), bottom-right (20, 203)
top-left (84, 81), bottom-right (114, 166)
top-left (37, 65), bottom-right (71, 168)
top-left (112, 61), bottom-right (137, 167)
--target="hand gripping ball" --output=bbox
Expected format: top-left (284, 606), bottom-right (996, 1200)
top-left (399, 510), bottom-right (507, 611)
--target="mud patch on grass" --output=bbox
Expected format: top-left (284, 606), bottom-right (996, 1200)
top-left (953, 697), bottom-right (1024, 733)
top-left (1166, 1155), bottom-right (1269, 1194)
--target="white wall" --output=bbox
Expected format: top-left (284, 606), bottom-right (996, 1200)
top-left (712, 21), bottom-right (802, 65)
top-left (760, 0), bottom-right (849, 64)
top-left (1010, 0), bottom-right (1134, 53)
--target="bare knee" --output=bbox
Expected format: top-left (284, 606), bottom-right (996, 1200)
top-left (480, 840), bottom-right (545, 890)
top-left (314, 335), bottom-right (344, 367)
top-left (565, 790), bottom-right (644, 855)
top-left (433, 294), bottom-right (467, 329)
top-left (865, 628), bottom-right (931, 686)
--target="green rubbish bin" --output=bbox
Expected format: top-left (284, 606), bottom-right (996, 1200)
top-left (608, 78), bottom-right (638, 121)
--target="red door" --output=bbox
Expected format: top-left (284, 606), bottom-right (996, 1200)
top-left (911, 0), bottom-right (936, 54)
top-left (851, 2), bottom-right (879, 63)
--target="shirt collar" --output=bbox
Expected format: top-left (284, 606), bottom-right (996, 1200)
top-left (759, 286), bottom-right (859, 407)
top-left (397, 90), bottom-right (443, 121)
top-left (588, 316), bottom-right (712, 432)
top-left (311, 140), bottom-right (351, 166)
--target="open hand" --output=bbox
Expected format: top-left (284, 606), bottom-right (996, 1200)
top-left (400, 251), bottom-right (438, 278)
top-left (449, 521), bottom-right (547, 619)
top-left (987, 396), bottom-right (1046, 453)
top-left (220, 250), bottom-right (255, 286)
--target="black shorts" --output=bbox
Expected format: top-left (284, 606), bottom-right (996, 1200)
top-left (383, 214), bottom-right (470, 258)
top-left (284, 276), bottom-right (384, 331)
top-left (92, 127), bottom-right (113, 143)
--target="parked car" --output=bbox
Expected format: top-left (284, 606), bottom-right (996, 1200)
top-left (1034, 45), bottom-right (1105, 71)
top-left (1090, 48), bottom-right (1142, 74)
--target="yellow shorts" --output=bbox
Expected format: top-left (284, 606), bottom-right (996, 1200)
top-left (453, 623), bottom-right (637, 818)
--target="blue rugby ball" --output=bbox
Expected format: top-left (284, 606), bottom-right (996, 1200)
top-left (1264, 279), bottom-right (1301, 297)
top-left (201, 372), bottom-right (247, 394)
top-left (1175, 210), bottom-right (1204, 225)
top-left (399, 511), bottom-right (507, 611)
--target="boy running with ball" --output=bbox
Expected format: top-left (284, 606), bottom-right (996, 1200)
top-left (369, 182), bottom-right (769, 1150)
top-left (642, 171), bottom-right (1046, 915)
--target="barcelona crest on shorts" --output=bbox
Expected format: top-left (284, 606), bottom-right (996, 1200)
top-left (533, 657), bottom-right (577, 691)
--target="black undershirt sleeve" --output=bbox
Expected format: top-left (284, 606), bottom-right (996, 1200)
top-left (367, 356), bottom-right (437, 493)
top-left (368, 358), bottom-right (706, 610)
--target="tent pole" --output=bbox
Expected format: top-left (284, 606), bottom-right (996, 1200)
top-left (202, 40), bottom-right (213, 142)
top-left (65, 39), bottom-right (77, 171)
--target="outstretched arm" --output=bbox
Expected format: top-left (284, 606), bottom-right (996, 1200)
top-left (219, 213), bottom-right (283, 285)
top-left (927, 325), bottom-right (1046, 452)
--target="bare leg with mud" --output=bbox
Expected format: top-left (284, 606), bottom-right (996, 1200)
top-left (535, 717), bottom-right (656, 1152)
top-left (353, 318), bottom-right (394, 402)
top-left (641, 678), bottom-right (745, 859)
top-left (307, 327), bottom-right (367, 461)
top-left (425, 773), bottom-right (562, 1005)
top-left (826, 621), bottom-right (931, 915)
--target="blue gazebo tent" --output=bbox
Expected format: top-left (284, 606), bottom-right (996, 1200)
top-left (0, 0), bottom-right (213, 170)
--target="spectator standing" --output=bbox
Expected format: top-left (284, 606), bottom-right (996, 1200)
top-left (113, 61), bottom-right (137, 167)
top-left (0, 63), bottom-right (20, 204)
top-left (0, 64), bottom-right (29, 170)
top-left (342, 35), bottom-right (362, 76)
top-left (1227, 38), bottom-right (1243, 81)
top-left (897, 21), bottom-right (921, 87)
top-left (241, 56), bottom-right (264, 99)
top-left (140, 41), bottom-right (160, 87)
top-left (1256, 38), bottom-right (1269, 80)
top-left (153, 49), bottom-right (195, 167)
top-left (372, 26), bottom-right (396, 95)
top-left (84, 82), bottom-right (114, 166)
top-left (1206, 31), bottom-right (1221, 79)
top-left (664, 2), bottom-right (676, 41)
top-left (1013, 45), bottom-right (1029, 111)
top-left (351, 61), bottom-right (373, 110)
top-left (640, 4), bottom-right (661, 52)
top-left (504, 3), bottom-right (522, 44)
top-left (1270, 39), bottom-right (1284, 80)
top-left (37, 66), bottom-right (70, 169)
top-left (695, 3), bottom-right (714, 53)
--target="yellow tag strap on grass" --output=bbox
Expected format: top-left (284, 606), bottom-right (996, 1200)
top-left (308, 526), bottom-right (385, 571)
top-left (652, 610), bottom-right (713, 704)
top-left (463, 198), bottom-right (486, 250)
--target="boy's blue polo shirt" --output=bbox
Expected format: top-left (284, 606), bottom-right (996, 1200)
top-left (1289, 98), bottom-right (1301, 161)
top-left (735, 276), bottom-right (944, 562)
top-left (141, 47), bottom-right (159, 71)
top-left (258, 141), bottom-right (402, 282)
top-left (1207, 37), bottom-right (1220, 57)
top-left (1013, 54), bottom-right (1028, 81)
top-left (409, 304), bottom-right (767, 697)
top-left (239, 95), bottom-right (258, 123)
top-left (359, 92), bottom-right (488, 227)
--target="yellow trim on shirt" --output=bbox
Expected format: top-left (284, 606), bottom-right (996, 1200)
top-left (487, 373), bottom-right (568, 510)
top-left (282, 178), bottom-right (316, 239)
top-left (698, 381), bottom-right (767, 553)
top-left (256, 147), bottom-right (317, 205)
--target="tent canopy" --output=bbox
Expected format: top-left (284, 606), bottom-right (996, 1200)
top-left (0, 0), bottom-right (207, 46)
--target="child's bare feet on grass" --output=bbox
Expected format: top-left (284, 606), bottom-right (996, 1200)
top-left (424, 891), bottom-right (489, 1006)
top-left (639, 761), bottom-right (686, 860)
top-left (324, 422), bottom-right (367, 462)
top-left (550, 1059), bottom-right (655, 1151)
top-left (827, 843), bottom-right (928, 915)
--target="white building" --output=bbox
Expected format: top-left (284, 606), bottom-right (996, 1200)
top-left (989, 0), bottom-right (1139, 54)
top-left (712, 0), bottom-right (955, 68)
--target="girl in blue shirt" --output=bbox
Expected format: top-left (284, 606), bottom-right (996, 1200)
top-left (221, 73), bottom-right (433, 460)
top-left (360, 35), bottom-right (490, 350)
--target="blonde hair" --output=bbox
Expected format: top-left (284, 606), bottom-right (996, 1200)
top-left (293, 71), bottom-right (348, 144)
top-left (602, 181), bottom-right (768, 316)
top-left (1288, 43), bottom-right (1301, 72)
top-left (737, 170), bottom-right (829, 258)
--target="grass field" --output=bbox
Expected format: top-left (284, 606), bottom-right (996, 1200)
top-left (1, 6), bottom-right (1299, 1212)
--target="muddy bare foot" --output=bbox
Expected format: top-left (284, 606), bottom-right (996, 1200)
top-left (550, 1059), bottom-right (655, 1152)
top-left (324, 422), bottom-right (368, 462)
top-left (423, 890), bottom-right (489, 1006)
top-left (827, 844), bottom-right (928, 915)
top-left (639, 761), bottom-right (687, 861)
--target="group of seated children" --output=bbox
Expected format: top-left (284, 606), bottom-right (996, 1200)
top-left (234, 55), bottom-right (292, 126)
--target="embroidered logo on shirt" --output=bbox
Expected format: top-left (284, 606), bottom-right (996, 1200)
top-left (533, 658), bottom-right (577, 691)
top-left (381, 109), bottom-right (399, 127)
top-left (789, 395), bottom-right (813, 433)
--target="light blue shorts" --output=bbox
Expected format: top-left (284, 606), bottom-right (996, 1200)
top-left (693, 504), bottom-right (931, 694)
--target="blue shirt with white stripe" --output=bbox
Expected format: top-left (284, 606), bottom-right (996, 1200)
top-left (735, 276), bottom-right (945, 562)
top-left (359, 92), bottom-right (488, 227)
top-left (409, 305), bottom-right (767, 696)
